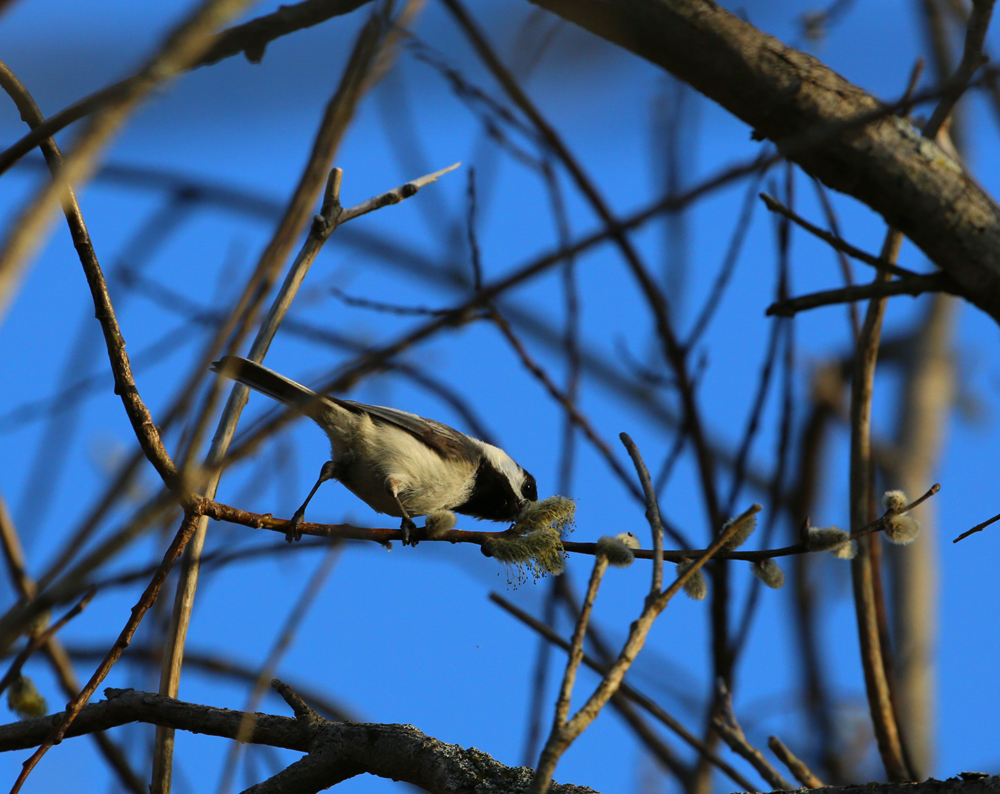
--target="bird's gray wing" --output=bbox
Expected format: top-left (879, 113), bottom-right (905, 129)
top-left (330, 398), bottom-right (478, 462)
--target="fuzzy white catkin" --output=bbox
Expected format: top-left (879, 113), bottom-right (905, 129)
top-left (882, 490), bottom-right (908, 513)
top-left (676, 559), bottom-right (708, 600)
top-left (488, 528), bottom-right (566, 578)
top-left (615, 532), bottom-right (641, 550)
top-left (832, 539), bottom-right (857, 559)
top-left (880, 489), bottom-right (921, 544)
top-left (596, 536), bottom-right (636, 567)
top-left (806, 526), bottom-right (851, 551)
top-left (885, 515), bottom-right (921, 545)
top-left (513, 496), bottom-right (576, 534)
top-left (721, 514), bottom-right (757, 550)
top-left (750, 558), bottom-right (785, 589)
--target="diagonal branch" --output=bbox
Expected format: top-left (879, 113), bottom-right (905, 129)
top-left (525, 0), bottom-right (1000, 328)
top-left (529, 505), bottom-right (760, 793)
top-left (0, 58), bottom-right (179, 485)
top-left (0, 0), bottom-right (374, 178)
top-left (924, 0), bottom-right (996, 136)
top-left (767, 273), bottom-right (957, 318)
top-left (712, 681), bottom-right (793, 791)
top-left (759, 193), bottom-right (921, 280)
top-left (490, 593), bottom-right (757, 792)
top-left (0, 0), bottom-right (258, 330)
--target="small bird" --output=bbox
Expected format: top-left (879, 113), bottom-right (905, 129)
top-left (212, 356), bottom-right (537, 544)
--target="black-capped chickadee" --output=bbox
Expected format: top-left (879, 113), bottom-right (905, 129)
top-left (211, 356), bottom-right (537, 544)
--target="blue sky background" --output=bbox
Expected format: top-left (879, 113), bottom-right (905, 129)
top-left (1, 1), bottom-right (999, 792)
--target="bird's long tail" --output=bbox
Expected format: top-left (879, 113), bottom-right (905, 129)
top-left (211, 356), bottom-right (320, 411)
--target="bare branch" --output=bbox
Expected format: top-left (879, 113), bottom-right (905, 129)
top-left (849, 229), bottom-right (910, 782)
top-left (0, 58), bottom-right (178, 485)
top-left (619, 433), bottom-right (665, 593)
top-left (0, 0), bottom-right (258, 331)
top-left (768, 736), bottom-right (826, 789)
top-left (953, 509), bottom-right (1000, 543)
top-left (713, 681), bottom-right (793, 791)
top-left (925, 0), bottom-right (996, 137)
top-left (767, 273), bottom-right (957, 318)
top-left (529, 505), bottom-right (760, 793)
top-left (759, 193), bottom-right (920, 280)
top-left (490, 594), bottom-right (758, 792)
top-left (0, 688), bottom-right (602, 794)
top-left (152, 13), bottom-right (406, 790)
top-left (177, 484), bottom-right (939, 563)
top-left (0, 590), bottom-right (95, 699)
top-left (525, 0), bottom-right (1000, 328)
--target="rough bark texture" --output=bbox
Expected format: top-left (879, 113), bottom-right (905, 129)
top-left (0, 690), bottom-right (997, 794)
top-left (0, 689), bottom-right (598, 794)
top-left (527, 0), bottom-right (1000, 325)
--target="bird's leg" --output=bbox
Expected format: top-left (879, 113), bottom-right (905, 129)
top-left (387, 481), bottom-right (418, 546)
top-left (288, 461), bottom-right (338, 542)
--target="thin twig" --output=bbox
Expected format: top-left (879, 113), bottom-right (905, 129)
top-left (521, 581), bottom-right (560, 767)
top-left (467, 168), bottom-right (484, 291)
top-left (685, 164), bottom-right (769, 349)
top-left (760, 194), bottom-right (917, 280)
top-left (338, 162), bottom-right (460, 223)
top-left (0, 589), bottom-right (96, 699)
top-left (528, 505), bottom-right (760, 794)
top-left (619, 434), bottom-right (664, 594)
top-left (0, 0), bottom-right (257, 330)
top-left (925, 0), bottom-right (996, 137)
top-left (953, 509), bottom-right (1000, 542)
top-left (329, 287), bottom-right (453, 315)
top-left (551, 574), bottom-right (690, 785)
top-left (768, 273), bottom-right (957, 317)
top-left (811, 178), bottom-right (860, 340)
top-left (0, 493), bottom-right (35, 601)
top-left (0, 58), bottom-right (179, 486)
top-left (9, 509), bottom-right (202, 794)
top-left (549, 555), bottom-right (609, 731)
top-left (216, 545), bottom-right (341, 794)
top-left (768, 735), bottom-right (826, 788)
top-left (181, 484), bottom-right (939, 562)
top-left (489, 310), bottom-right (645, 503)
top-left (713, 681), bottom-right (793, 791)
top-left (726, 299), bottom-right (784, 513)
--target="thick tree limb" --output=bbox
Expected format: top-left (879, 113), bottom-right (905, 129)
top-left (526, 0), bottom-right (1000, 326)
top-left (0, 688), bottom-right (997, 794)
top-left (0, 688), bottom-right (598, 794)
